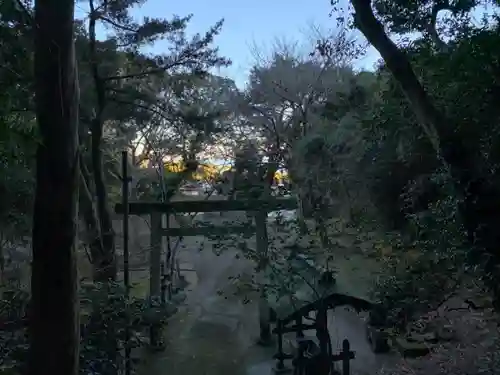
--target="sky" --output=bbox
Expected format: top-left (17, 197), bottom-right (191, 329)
top-left (75, 0), bottom-right (382, 89)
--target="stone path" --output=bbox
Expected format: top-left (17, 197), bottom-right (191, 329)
top-left (135, 213), bottom-right (396, 375)
top-left (139, 234), bottom-right (269, 375)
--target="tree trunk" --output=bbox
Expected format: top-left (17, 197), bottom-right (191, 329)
top-left (90, 123), bottom-right (117, 281)
top-left (79, 162), bottom-right (104, 269)
top-left (88, 6), bottom-right (116, 281)
top-left (29, 0), bottom-right (80, 374)
top-left (350, 0), bottom-right (500, 308)
top-left (286, 163), bottom-right (309, 233)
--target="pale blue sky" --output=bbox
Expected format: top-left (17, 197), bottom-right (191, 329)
top-left (75, 1), bottom-right (494, 88)
top-left (75, 0), bottom-right (381, 88)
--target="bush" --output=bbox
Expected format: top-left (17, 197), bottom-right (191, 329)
top-left (371, 174), bottom-right (467, 330)
top-left (0, 282), bottom-right (178, 375)
top-left (0, 289), bottom-right (29, 374)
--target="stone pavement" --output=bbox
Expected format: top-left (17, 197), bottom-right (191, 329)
top-left (139, 234), bottom-right (273, 375)
top-left (136, 216), bottom-right (395, 375)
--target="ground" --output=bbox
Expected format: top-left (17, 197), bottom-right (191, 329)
top-left (115, 208), bottom-right (397, 375)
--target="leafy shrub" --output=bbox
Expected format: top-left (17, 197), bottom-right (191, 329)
top-left (0, 289), bottom-right (29, 374)
top-left (0, 282), bottom-right (178, 375)
top-left (372, 173), bottom-right (467, 329)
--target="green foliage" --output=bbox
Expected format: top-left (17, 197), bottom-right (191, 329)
top-left (0, 283), bottom-right (178, 375)
top-left (340, 21), bottom-right (500, 234)
top-left (0, 125), bottom-right (36, 243)
top-left (229, 7), bottom-right (500, 349)
top-left (0, 289), bottom-right (30, 374)
top-left (0, 0), bottom-right (36, 244)
top-left (212, 217), bottom-right (327, 307)
top-left (80, 281), bottom-right (177, 375)
top-left (372, 0), bottom-right (479, 35)
top-left (372, 172), bottom-right (467, 328)
top-left (350, 22), bottom-right (500, 332)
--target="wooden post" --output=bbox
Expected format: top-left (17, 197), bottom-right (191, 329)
top-left (332, 339), bottom-right (355, 375)
top-left (274, 320), bottom-right (289, 373)
top-left (165, 213), bottom-right (173, 300)
top-left (256, 163), bottom-right (277, 346)
top-left (149, 212), bottom-right (162, 348)
top-left (150, 213), bottom-right (162, 301)
top-left (342, 339), bottom-right (351, 375)
top-left (255, 210), bottom-right (272, 346)
top-left (160, 214), bottom-right (168, 303)
top-left (121, 151), bottom-right (131, 375)
top-left (296, 193), bottom-right (308, 234)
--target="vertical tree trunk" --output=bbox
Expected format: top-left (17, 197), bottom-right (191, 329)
top-left (91, 125), bottom-right (117, 281)
top-left (29, 0), bottom-right (80, 374)
top-left (88, 4), bottom-right (116, 281)
top-left (287, 163), bottom-right (309, 234)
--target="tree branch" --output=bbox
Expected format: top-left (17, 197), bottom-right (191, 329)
top-left (425, 1), bottom-right (451, 52)
top-left (99, 15), bottom-right (138, 33)
top-left (103, 53), bottom-right (197, 82)
top-left (350, 0), bottom-right (441, 154)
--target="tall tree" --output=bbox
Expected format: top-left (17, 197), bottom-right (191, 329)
top-left (346, 0), bottom-right (500, 308)
top-left (78, 0), bottom-right (229, 280)
top-left (242, 37), bottom-right (358, 233)
top-left (29, 0), bottom-right (80, 374)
